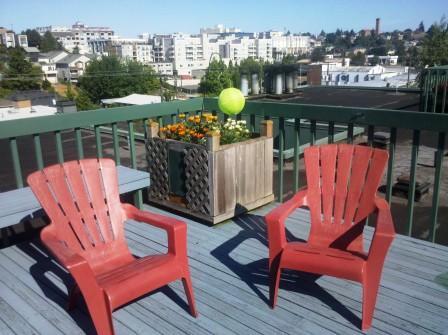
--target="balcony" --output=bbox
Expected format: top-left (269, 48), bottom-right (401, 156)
top-left (0, 88), bottom-right (447, 334)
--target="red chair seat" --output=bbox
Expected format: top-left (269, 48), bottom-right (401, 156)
top-left (281, 242), bottom-right (367, 282)
top-left (98, 254), bottom-right (179, 309)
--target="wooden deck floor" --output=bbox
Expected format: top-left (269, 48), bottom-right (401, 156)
top-left (1, 203), bottom-right (447, 335)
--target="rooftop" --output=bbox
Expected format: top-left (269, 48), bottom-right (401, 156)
top-left (261, 87), bottom-right (421, 111)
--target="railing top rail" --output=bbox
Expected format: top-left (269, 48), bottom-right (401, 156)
top-left (0, 98), bottom-right (203, 139)
top-left (204, 98), bottom-right (448, 132)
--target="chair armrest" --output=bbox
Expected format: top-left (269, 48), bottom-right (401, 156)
top-left (122, 203), bottom-right (187, 258)
top-left (265, 189), bottom-right (308, 263)
top-left (374, 197), bottom-right (395, 237)
top-left (367, 197), bottom-right (396, 269)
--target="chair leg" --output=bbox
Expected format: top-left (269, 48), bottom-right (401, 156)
top-left (362, 273), bottom-right (382, 331)
top-left (270, 264), bottom-right (282, 309)
top-left (84, 291), bottom-right (115, 335)
top-left (67, 284), bottom-right (80, 311)
top-left (182, 272), bottom-right (198, 318)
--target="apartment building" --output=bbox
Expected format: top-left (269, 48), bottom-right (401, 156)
top-left (108, 38), bottom-right (153, 64)
top-left (36, 22), bottom-right (114, 54)
top-left (0, 28), bottom-right (16, 48)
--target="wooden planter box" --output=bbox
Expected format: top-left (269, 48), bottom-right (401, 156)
top-left (145, 120), bottom-right (274, 224)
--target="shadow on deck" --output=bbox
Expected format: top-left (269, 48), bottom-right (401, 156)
top-left (0, 203), bottom-right (447, 335)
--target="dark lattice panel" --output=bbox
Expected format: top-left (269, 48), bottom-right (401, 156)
top-left (184, 146), bottom-right (211, 215)
top-left (146, 138), bottom-right (169, 200)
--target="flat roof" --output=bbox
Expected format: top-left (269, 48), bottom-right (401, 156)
top-left (260, 86), bottom-right (421, 111)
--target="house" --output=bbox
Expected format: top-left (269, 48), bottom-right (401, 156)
top-left (38, 50), bottom-right (69, 64)
top-left (38, 51), bottom-right (68, 84)
top-left (56, 54), bottom-right (93, 83)
top-left (41, 63), bottom-right (58, 83)
top-left (23, 46), bottom-right (40, 62)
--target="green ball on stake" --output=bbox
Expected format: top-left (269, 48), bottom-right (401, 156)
top-left (218, 88), bottom-right (245, 116)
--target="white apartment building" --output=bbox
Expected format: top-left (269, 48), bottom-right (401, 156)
top-left (17, 34), bottom-right (28, 47)
top-left (152, 35), bottom-right (174, 63)
top-left (149, 62), bottom-right (173, 76)
top-left (200, 24), bottom-right (241, 34)
top-left (0, 29), bottom-right (16, 48)
top-left (36, 22), bottom-right (114, 54)
top-left (266, 32), bottom-right (311, 60)
top-left (109, 38), bottom-right (153, 64)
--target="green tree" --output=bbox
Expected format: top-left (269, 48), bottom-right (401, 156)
top-left (78, 56), bottom-right (159, 103)
top-left (310, 47), bottom-right (325, 62)
top-left (40, 31), bottom-right (62, 52)
top-left (1, 48), bottom-right (42, 90)
top-left (281, 54), bottom-right (296, 64)
top-left (22, 29), bottom-right (41, 48)
top-left (65, 83), bottom-right (75, 101)
top-left (72, 45), bottom-right (80, 54)
top-left (420, 17), bottom-right (448, 67)
top-left (417, 21), bottom-right (425, 33)
top-left (198, 59), bottom-right (233, 96)
top-left (42, 78), bottom-right (52, 91)
top-left (350, 52), bottom-right (365, 66)
top-left (75, 89), bottom-right (97, 111)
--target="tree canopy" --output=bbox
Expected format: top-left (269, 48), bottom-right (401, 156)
top-left (78, 56), bottom-right (159, 103)
top-left (22, 29), bottom-right (41, 48)
top-left (420, 17), bottom-right (448, 67)
top-left (350, 52), bottom-right (365, 66)
top-left (198, 59), bottom-right (233, 96)
top-left (0, 48), bottom-right (42, 90)
top-left (40, 31), bottom-right (63, 52)
top-left (310, 47), bottom-right (325, 62)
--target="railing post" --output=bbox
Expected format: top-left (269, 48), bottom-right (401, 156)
top-left (293, 118), bottom-right (301, 192)
top-left (277, 118), bottom-right (285, 202)
top-left (128, 121), bottom-right (143, 209)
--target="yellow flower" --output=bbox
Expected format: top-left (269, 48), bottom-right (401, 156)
top-left (188, 116), bottom-right (195, 122)
top-left (179, 113), bottom-right (185, 118)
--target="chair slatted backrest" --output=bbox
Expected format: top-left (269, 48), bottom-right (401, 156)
top-left (304, 144), bottom-right (388, 250)
top-left (27, 159), bottom-right (126, 258)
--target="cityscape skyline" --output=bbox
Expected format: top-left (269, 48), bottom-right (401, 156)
top-left (1, 0), bottom-right (446, 37)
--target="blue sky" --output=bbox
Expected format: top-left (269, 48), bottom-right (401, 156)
top-left (1, 0), bottom-right (446, 37)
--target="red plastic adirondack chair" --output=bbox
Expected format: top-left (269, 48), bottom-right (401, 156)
top-left (265, 144), bottom-right (395, 330)
top-left (27, 159), bottom-right (197, 335)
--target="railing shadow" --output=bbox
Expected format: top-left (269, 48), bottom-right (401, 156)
top-left (211, 213), bottom-right (361, 329)
top-left (16, 239), bottom-right (193, 333)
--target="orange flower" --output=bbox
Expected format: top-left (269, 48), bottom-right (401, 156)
top-left (178, 130), bottom-right (185, 136)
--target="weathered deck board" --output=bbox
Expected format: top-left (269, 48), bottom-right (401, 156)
top-left (0, 203), bottom-right (447, 335)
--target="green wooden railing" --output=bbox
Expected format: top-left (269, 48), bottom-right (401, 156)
top-left (421, 66), bottom-right (448, 114)
top-left (0, 96), bottom-right (447, 243)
